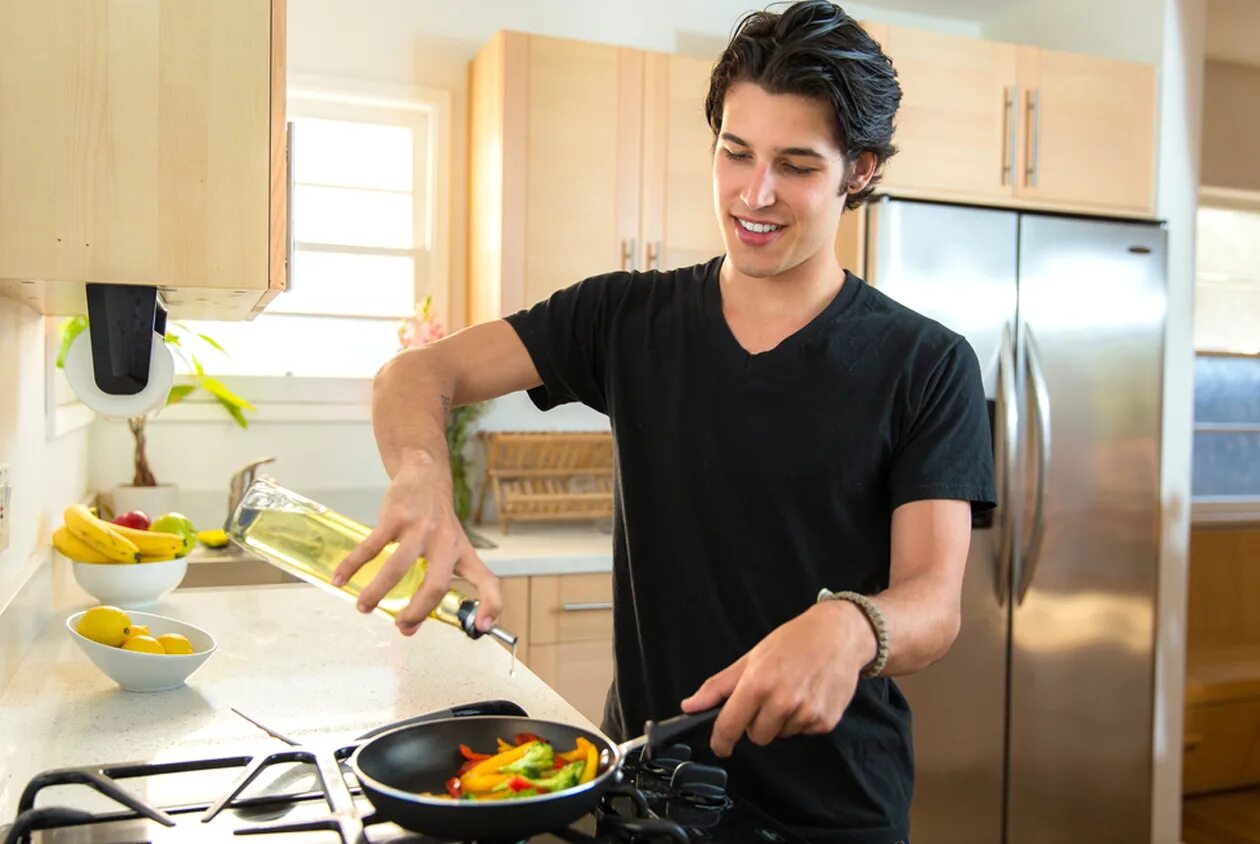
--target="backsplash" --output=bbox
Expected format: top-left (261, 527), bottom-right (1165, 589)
top-left (1193, 354), bottom-right (1260, 497)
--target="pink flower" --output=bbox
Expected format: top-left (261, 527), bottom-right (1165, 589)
top-left (398, 295), bottom-right (446, 349)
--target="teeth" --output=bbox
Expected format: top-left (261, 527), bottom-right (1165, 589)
top-left (737, 218), bottom-right (782, 234)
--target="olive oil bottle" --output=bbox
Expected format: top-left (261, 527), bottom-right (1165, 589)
top-left (225, 477), bottom-right (517, 650)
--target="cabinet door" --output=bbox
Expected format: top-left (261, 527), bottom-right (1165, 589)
top-left (529, 640), bottom-right (615, 727)
top-left (522, 37), bottom-right (642, 308)
top-left (641, 53), bottom-right (725, 272)
top-left (1015, 47), bottom-right (1155, 213)
top-left (869, 24), bottom-right (1018, 202)
top-left (0, 0), bottom-right (280, 292)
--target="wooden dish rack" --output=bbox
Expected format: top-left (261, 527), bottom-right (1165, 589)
top-left (474, 431), bottom-right (614, 533)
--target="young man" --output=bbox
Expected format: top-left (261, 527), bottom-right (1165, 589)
top-left (335, 2), bottom-right (995, 840)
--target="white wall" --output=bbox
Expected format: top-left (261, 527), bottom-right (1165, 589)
top-left (0, 302), bottom-right (90, 657)
top-left (981, 0), bottom-right (1165, 62)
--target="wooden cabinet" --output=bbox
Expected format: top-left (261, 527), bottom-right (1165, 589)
top-left (526, 573), bottom-right (615, 726)
top-left (467, 32), bottom-right (723, 324)
top-left (0, 0), bottom-right (288, 319)
top-left (865, 23), bottom-right (1155, 215)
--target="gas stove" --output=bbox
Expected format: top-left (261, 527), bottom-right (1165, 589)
top-left (1, 702), bottom-right (802, 843)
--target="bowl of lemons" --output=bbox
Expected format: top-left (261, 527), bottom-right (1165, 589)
top-left (67, 605), bottom-right (216, 692)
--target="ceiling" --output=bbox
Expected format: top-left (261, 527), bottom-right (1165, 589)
top-left (1207, 0), bottom-right (1260, 66)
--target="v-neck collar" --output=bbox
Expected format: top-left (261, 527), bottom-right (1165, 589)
top-left (701, 256), bottom-right (862, 372)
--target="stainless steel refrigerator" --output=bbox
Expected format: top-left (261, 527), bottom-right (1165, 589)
top-left (862, 197), bottom-right (1166, 844)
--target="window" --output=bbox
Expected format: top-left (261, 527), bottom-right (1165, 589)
top-left (183, 81), bottom-right (450, 378)
top-left (1194, 202), bottom-right (1260, 355)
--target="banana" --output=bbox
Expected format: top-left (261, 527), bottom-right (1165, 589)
top-left (139, 553), bottom-right (178, 563)
top-left (52, 526), bottom-right (116, 564)
top-left (109, 522), bottom-right (187, 558)
top-left (63, 504), bottom-right (140, 563)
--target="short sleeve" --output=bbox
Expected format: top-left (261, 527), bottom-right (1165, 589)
top-left (888, 337), bottom-right (997, 513)
top-left (503, 271), bottom-right (633, 415)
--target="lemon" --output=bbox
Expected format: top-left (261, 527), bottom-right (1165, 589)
top-left (197, 529), bottom-right (230, 549)
top-left (121, 635), bottom-right (164, 654)
top-left (76, 606), bottom-right (132, 647)
top-left (157, 633), bottom-right (194, 655)
top-left (129, 624), bottom-right (151, 638)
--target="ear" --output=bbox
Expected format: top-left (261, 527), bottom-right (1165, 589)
top-left (843, 151), bottom-right (879, 196)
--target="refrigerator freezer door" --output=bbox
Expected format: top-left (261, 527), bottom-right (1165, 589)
top-left (1007, 214), bottom-right (1165, 844)
top-left (866, 198), bottom-right (1017, 844)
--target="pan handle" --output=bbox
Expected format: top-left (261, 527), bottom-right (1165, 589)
top-left (354, 700), bottom-right (528, 741)
top-left (619, 707), bottom-right (722, 759)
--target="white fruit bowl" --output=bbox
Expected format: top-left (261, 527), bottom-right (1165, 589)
top-left (66, 609), bottom-right (216, 692)
top-left (69, 556), bottom-right (188, 609)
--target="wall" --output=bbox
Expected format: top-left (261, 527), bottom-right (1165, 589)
top-left (980, 0), bottom-right (1164, 62)
top-left (1200, 60), bottom-right (1260, 191)
top-left (0, 300), bottom-right (90, 687)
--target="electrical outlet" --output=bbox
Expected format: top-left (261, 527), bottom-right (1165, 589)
top-left (0, 464), bottom-right (9, 553)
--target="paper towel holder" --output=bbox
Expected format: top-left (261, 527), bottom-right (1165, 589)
top-left (84, 283), bottom-right (168, 396)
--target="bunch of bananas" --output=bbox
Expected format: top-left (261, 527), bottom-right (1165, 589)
top-left (53, 504), bottom-right (188, 564)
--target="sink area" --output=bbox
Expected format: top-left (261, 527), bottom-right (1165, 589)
top-left (177, 545), bottom-right (299, 589)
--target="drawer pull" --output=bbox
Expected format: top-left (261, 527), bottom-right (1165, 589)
top-left (561, 601), bottom-right (613, 613)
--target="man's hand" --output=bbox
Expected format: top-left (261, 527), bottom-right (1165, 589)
top-left (331, 449), bottom-right (502, 638)
top-left (680, 600), bottom-right (876, 757)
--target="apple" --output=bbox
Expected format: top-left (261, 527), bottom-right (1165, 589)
top-left (112, 510), bottom-right (151, 531)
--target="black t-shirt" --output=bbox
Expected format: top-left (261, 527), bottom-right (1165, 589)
top-left (505, 256), bottom-right (996, 843)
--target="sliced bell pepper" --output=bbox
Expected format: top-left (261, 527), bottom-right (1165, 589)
top-left (514, 732), bottom-right (542, 746)
top-left (580, 738), bottom-right (598, 784)
top-left (496, 737), bottom-right (513, 754)
top-left (461, 741), bottom-right (536, 780)
top-left (459, 743), bottom-right (491, 761)
top-left (460, 772), bottom-right (511, 793)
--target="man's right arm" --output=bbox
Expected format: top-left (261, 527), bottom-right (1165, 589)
top-left (333, 319), bottom-right (542, 637)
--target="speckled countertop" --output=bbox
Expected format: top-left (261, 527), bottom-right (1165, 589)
top-left (0, 583), bottom-right (597, 823)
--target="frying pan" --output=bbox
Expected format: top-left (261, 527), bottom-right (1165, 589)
top-left (350, 707), bottom-right (720, 840)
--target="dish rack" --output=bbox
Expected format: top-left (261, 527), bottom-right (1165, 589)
top-left (474, 431), bottom-right (614, 532)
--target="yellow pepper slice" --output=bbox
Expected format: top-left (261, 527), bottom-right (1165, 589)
top-left (462, 741), bottom-right (535, 780)
top-left (461, 772), bottom-right (511, 793)
top-left (496, 737), bottom-right (513, 754)
top-left (580, 738), bottom-right (599, 784)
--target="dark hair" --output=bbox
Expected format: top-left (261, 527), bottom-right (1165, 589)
top-left (705, 0), bottom-right (901, 210)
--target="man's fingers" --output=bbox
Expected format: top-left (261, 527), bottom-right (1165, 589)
top-left (746, 694), bottom-right (798, 746)
top-left (681, 654), bottom-right (747, 714)
top-left (453, 541), bottom-right (502, 632)
top-left (392, 535), bottom-right (462, 633)
top-left (332, 524), bottom-right (393, 587)
top-left (355, 534), bottom-right (426, 613)
top-left (710, 675), bottom-right (762, 758)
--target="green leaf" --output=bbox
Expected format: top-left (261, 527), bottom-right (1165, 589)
top-left (197, 333), bottom-right (228, 355)
top-left (56, 316), bottom-right (88, 369)
top-left (214, 394), bottom-right (249, 429)
top-left (200, 376), bottom-right (256, 412)
top-left (192, 355), bottom-right (205, 377)
top-left (164, 333), bottom-right (182, 347)
top-left (165, 384), bottom-right (197, 406)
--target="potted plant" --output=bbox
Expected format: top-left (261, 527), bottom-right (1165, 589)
top-left (397, 296), bottom-right (490, 525)
top-left (57, 317), bottom-right (255, 518)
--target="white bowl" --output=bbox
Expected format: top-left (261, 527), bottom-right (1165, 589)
top-left (70, 556), bottom-right (188, 609)
top-left (66, 609), bottom-right (217, 692)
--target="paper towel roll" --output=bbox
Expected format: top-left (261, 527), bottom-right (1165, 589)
top-left (63, 328), bottom-right (175, 419)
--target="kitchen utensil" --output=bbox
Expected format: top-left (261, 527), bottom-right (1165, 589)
top-left (224, 477), bottom-right (517, 648)
top-left (349, 708), bottom-right (721, 839)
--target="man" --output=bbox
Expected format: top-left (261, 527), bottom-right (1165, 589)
top-left (334, 2), bottom-right (995, 840)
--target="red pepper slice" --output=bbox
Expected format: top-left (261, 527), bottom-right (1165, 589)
top-left (507, 775), bottom-right (533, 792)
top-left (445, 777), bottom-right (463, 798)
top-left (513, 732), bottom-right (542, 746)
top-left (459, 743), bottom-right (491, 761)
top-left (553, 758), bottom-right (566, 769)
top-left (457, 759), bottom-right (480, 775)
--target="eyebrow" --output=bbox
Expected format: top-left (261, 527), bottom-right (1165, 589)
top-left (719, 132), bottom-right (827, 160)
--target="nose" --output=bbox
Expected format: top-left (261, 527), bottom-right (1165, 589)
top-left (740, 163), bottom-right (776, 210)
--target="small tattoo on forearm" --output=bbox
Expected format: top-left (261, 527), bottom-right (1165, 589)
top-left (440, 394), bottom-right (452, 421)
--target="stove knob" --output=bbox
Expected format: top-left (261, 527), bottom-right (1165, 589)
top-left (670, 761), bottom-right (728, 805)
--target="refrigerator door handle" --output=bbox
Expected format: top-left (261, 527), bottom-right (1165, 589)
top-left (993, 322), bottom-right (1018, 605)
top-left (1017, 325), bottom-right (1052, 605)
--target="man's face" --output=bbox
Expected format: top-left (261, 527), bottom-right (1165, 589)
top-left (712, 82), bottom-right (849, 280)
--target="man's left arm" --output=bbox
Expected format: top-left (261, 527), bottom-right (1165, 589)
top-left (681, 497), bottom-right (972, 757)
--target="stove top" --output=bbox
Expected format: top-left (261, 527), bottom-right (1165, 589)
top-left (2, 704), bottom-right (802, 844)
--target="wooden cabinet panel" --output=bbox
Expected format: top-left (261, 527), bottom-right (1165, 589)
top-left (1015, 47), bottom-right (1155, 213)
top-left (1183, 700), bottom-right (1260, 794)
top-left (873, 25), bottom-right (1019, 202)
top-left (530, 573), bottom-right (613, 645)
top-left (530, 639), bottom-right (614, 726)
top-left (0, 0), bottom-right (286, 317)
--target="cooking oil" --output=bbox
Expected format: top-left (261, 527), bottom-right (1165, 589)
top-left (226, 478), bottom-right (518, 660)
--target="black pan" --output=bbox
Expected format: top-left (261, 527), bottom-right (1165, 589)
top-left (350, 707), bottom-right (719, 840)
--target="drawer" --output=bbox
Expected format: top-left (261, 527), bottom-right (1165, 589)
top-left (1183, 698), bottom-right (1260, 794)
top-left (529, 640), bottom-right (614, 726)
top-left (530, 574), bottom-right (613, 644)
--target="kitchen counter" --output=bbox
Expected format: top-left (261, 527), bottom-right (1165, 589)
top-left (182, 521), bottom-right (614, 590)
top-left (0, 583), bottom-right (598, 823)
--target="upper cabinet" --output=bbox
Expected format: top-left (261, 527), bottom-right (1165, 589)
top-left (467, 32), bottom-right (723, 324)
top-left (866, 23), bottom-right (1156, 216)
top-left (0, 0), bottom-right (288, 319)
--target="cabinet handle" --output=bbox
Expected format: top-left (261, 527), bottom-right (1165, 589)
top-left (560, 601), bottom-right (613, 612)
top-left (620, 238), bottom-right (637, 271)
top-left (286, 121), bottom-right (295, 290)
top-left (1001, 87), bottom-right (1016, 187)
top-left (645, 240), bottom-right (662, 270)
top-left (1024, 89), bottom-right (1041, 188)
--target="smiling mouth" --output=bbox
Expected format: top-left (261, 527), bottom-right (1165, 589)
top-left (733, 216), bottom-right (785, 234)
